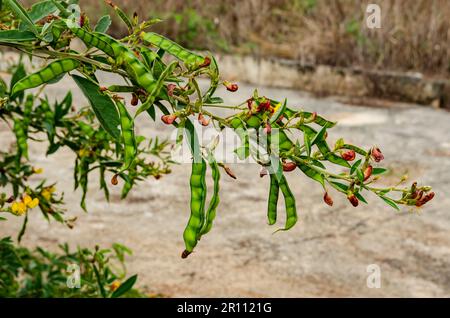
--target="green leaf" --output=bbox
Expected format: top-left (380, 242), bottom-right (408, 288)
top-left (284, 107), bottom-right (336, 128)
top-left (205, 96), bottom-right (224, 104)
top-left (355, 192), bottom-right (368, 204)
top-left (0, 30), bottom-right (37, 42)
top-left (379, 196), bottom-right (400, 211)
top-left (342, 144), bottom-right (368, 156)
top-left (334, 138), bottom-right (345, 150)
top-left (330, 181), bottom-right (349, 193)
top-left (72, 75), bottom-right (121, 141)
top-left (111, 274), bottom-right (138, 298)
top-left (299, 124), bottom-right (350, 168)
top-left (310, 125), bottom-right (327, 146)
top-left (350, 159), bottom-right (362, 175)
top-left (94, 15), bottom-right (112, 33)
top-left (310, 159), bottom-right (326, 169)
top-left (113, 5), bottom-right (133, 32)
top-left (372, 168), bottom-right (388, 175)
top-left (28, 0), bottom-right (57, 22)
top-left (303, 133), bottom-right (311, 157)
top-left (5, 0), bottom-right (39, 35)
top-left (92, 264), bottom-right (107, 298)
top-left (297, 162), bottom-right (324, 186)
top-left (146, 104), bottom-right (156, 121)
top-left (270, 98), bottom-right (286, 124)
top-left (356, 169), bottom-right (364, 182)
top-left (324, 153), bottom-right (351, 168)
top-left (9, 61), bottom-right (26, 101)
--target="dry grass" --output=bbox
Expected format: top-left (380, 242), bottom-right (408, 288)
top-left (27, 0), bottom-right (450, 76)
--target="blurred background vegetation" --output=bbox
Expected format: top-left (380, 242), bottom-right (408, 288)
top-left (66, 0), bottom-right (450, 77)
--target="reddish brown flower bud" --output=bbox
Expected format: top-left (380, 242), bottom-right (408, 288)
top-left (363, 165), bottom-right (373, 181)
top-left (161, 114), bottom-right (177, 125)
top-left (99, 86), bottom-right (108, 92)
top-left (79, 14), bottom-right (86, 27)
top-left (259, 167), bottom-right (268, 178)
top-left (413, 190), bottom-right (423, 200)
top-left (223, 165), bottom-right (237, 179)
top-left (167, 84), bottom-right (177, 97)
top-left (371, 147), bottom-right (384, 162)
top-left (111, 174), bottom-right (119, 186)
top-left (6, 195), bottom-right (15, 203)
top-left (247, 98), bottom-right (254, 110)
top-left (131, 93), bottom-right (139, 106)
top-left (416, 192), bottom-right (435, 207)
top-left (341, 150), bottom-right (356, 161)
top-left (347, 193), bottom-right (359, 207)
top-left (199, 56), bottom-right (211, 68)
top-left (323, 192), bottom-right (333, 206)
top-left (257, 99), bottom-right (271, 112)
top-left (263, 122), bottom-right (272, 134)
top-left (198, 113), bottom-right (210, 126)
top-left (310, 112), bottom-right (317, 121)
top-left (282, 161), bottom-right (297, 172)
top-left (224, 81), bottom-right (238, 92)
top-left (424, 192), bottom-right (435, 203)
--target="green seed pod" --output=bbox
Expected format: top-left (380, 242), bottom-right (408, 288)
top-left (140, 32), bottom-right (204, 67)
top-left (11, 59), bottom-right (80, 96)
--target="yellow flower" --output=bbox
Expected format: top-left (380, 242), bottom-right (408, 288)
top-left (11, 201), bottom-right (27, 216)
top-left (78, 149), bottom-right (90, 157)
top-left (22, 194), bottom-right (32, 206)
top-left (41, 186), bottom-right (55, 201)
top-left (42, 190), bottom-right (51, 201)
top-left (273, 102), bottom-right (282, 113)
top-left (110, 281), bottom-right (121, 292)
top-left (33, 167), bottom-right (43, 174)
top-left (28, 198), bottom-right (39, 209)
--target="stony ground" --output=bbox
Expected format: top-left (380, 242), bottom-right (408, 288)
top-left (1, 63), bottom-right (450, 297)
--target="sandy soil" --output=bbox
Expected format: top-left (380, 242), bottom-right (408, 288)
top-left (1, 68), bottom-right (450, 297)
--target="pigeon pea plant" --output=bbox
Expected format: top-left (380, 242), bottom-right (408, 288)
top-left (0, 0), bottom-right (434, 258)
top-left (0, 236), bottom-right (143, 298)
